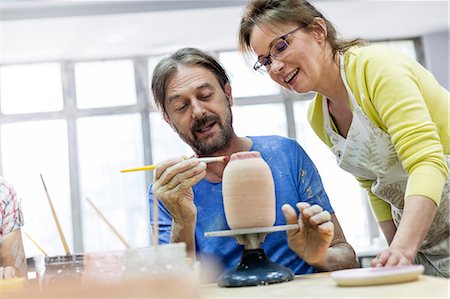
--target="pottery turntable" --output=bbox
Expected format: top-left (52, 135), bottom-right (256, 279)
top-left (205, 224), bottom-right (299, 287)
top-left (204, 151), bottom-right (299, 287)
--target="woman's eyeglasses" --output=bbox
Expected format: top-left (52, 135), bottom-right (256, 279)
top-left (253, 25), bottom-right (304, 72)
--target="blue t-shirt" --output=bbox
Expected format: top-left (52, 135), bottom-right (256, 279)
top-left (148, 135), bottom-right (334, 275)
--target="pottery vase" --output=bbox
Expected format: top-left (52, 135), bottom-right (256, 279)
top-left (222, 151), bottom-right (275, 229)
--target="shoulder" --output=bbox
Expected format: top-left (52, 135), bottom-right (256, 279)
top-left (346, 45), bottom-right (418, 78)
top-left (0, 177), bottom-right (15, 204)
top-left (250, 135), bottom-right (305, 154)
top-left (347, 44), bottom-right (409, 64)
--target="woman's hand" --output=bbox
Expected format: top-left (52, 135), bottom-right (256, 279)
top-left (371, 247), bottom-right (412, 267)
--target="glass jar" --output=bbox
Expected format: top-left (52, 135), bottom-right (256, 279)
top-left (124, 243), bottom-right (198, 298)
top-left (82, 250), bottom-right (125, 286)
top-left (36, 254), bottom-right (84, 289)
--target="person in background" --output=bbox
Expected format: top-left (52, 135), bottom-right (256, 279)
top-left (238, 0), bottom-right (449, 277)
top-left (0, 177), bottom-right (27, 279)
top-left (148, 47), bottom-right (358, 278)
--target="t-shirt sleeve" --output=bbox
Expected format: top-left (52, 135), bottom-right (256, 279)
top-left (148, 183), bottom-right (173, 244)
top-left (294, 142), bottom-right (334, 214)
top-left (0, 180), bottom-right (24, 237)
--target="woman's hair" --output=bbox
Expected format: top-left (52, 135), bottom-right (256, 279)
top-left (238, 0), bottom-right (366, 60)
top-left (151, 47), bottom-right (230, 114)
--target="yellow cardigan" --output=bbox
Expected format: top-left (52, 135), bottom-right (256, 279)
top-left (308, 45), bottom-right (449, 222)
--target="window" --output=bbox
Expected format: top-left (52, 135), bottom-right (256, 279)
top-left (77, 114), bottom-right (149, 252)
top-left (219, 51), bottom-right (279, 98)
top-left (1, 120), bottom-right (72, 257)
top-left (75, 60), bottom-right (137, 109)
top-left (0, 63), bottom-right (63, 114)
top-left (233, 103), bottom-right (288, 137)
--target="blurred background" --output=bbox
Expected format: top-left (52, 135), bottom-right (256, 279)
top-left (0, 0), bottom-right (448, 264)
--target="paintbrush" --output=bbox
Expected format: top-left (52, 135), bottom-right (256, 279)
top-left (86, 197), bottom-right (132, 249)
top-left (40, 174), bottom-right (71, 256)
top-left (24, 232), bottom-right (48, 257)
top-left (120, 156), bottom-right (227, 173)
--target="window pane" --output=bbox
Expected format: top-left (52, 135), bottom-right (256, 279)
top-left (0, 63), bottom-right (63, 114)
top-left (372, 40), bottom-right (417, 60)
top-left (77, 114), bottom-right (149, 251)
top-left (233, 103), bottom-right (288, 137)
top-left (149, 112), bottom-right (193, 162)
top-left (294, 100), bottom-right (370, 249)
top-left (219, 51), bottom-right (280, 98)
top-left (75, 60), bottom-right (137, 108)
top-left (1, 120), bottom-right (72, 257)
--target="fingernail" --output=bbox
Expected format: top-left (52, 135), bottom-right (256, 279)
top-left (376, 263), bottom-right (382, 267)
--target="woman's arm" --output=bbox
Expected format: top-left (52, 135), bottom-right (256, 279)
top-left (371, 195), bottom-right (437, 267)
top-left (0, 228), bottom-right (27, 278)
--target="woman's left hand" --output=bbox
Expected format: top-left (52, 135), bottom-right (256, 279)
top-left (370, 247), bottom-right (412, 267)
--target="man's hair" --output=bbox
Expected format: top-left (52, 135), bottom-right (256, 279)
top-left (151, 48), bottom-right (230, 114)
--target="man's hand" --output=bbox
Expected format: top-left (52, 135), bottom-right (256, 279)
top-left (152, 156), bottom-right (207, 225)
top-left (282, 202), bottom-right (334, 266)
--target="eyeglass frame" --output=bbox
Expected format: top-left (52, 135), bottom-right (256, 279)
top-left (253, 25), bottom-right (304, 72)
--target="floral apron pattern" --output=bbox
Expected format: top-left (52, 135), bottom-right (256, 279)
top-left (321, 54), bottom-right (450, 277)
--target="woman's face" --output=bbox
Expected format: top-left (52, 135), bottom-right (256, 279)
top-left (249, 23), bottom-right (326, 93)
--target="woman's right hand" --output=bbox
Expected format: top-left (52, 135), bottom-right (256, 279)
top-left (152, 156), bottom-right (207, 225)
top-left (0, 266), bottom-right (16, 279)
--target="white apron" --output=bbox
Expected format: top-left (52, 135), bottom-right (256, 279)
top-left (321, 55), bottom-right (450, 277)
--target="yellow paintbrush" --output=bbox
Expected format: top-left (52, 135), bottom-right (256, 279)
top-left (120, 156), bottom-right (227, 173)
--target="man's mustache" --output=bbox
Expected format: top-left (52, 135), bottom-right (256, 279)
top-left (191, 114), bottom-right (221, 134)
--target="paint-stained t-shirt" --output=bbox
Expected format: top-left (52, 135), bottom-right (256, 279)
top-left (0, 177), bottom-right (24, 237)
top-left (149, 135), bottom-right (334, 276)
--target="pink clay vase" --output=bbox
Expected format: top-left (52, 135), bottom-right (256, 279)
top-left (222, 151), bottom-right (275, 229)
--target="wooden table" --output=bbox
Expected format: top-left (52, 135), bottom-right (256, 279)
top-left (200, 273), bottom-right (449, 298)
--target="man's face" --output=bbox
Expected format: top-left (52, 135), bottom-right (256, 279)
top-left (164, 65), bottom-right (233, 156)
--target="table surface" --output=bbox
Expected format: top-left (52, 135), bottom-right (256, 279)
top-left (200, 272), bottom-right (449, 299)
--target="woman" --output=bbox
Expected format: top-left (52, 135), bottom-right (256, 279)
top-left (238, 0), bottom-right (449, 277)
top-left (0, 177), bottom-right (27, 278)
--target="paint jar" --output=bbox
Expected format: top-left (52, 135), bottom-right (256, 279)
top-left (35, 254), bottom-right (84, 289)
top-left (124, 243), bottom-right (198, 298)
top-left (222, 151), bottom-right (276, 229)
top-left (82, 250), bottom-right (125, 286)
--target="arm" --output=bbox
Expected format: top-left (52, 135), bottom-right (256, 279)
top-left (0, 228), bottom-right (27, 278)
top-left (151, 157), bottom-right (207, 259)
top-left (358, 48), bottom-right (446, 267)
top-left (282, 202), bottom-right (358, 271)
top-left (371, 195), bottom-right (437, 267)
top-left (378, 219), bottom-right (396, 245)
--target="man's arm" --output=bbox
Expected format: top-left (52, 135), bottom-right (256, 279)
top-left (283, 203), bottom-right (358, 271)
top-left (315, 214), bottom-right (359, 271)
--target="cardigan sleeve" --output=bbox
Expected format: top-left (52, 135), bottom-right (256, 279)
top-left (351, 46), bottom-right (448, 206)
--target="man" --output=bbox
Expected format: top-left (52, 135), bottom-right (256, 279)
top-left (149, 48), bottom-right (358, 275)
top-left (0, 177), bottom-right (27, 279)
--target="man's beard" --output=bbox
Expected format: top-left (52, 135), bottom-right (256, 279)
top-left (173, 108), bottom-right (233, 156)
